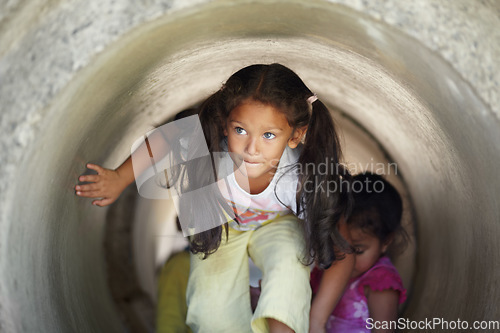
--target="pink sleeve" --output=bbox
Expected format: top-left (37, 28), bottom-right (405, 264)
top-left (357, 265), bottom-right (407, 304)
top-left (310, 266), bottom-right (323, 295)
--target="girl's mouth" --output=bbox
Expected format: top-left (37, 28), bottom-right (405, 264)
top-left (244, 160), bottom-right (262, 166)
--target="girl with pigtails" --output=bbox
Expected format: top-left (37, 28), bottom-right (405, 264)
top-left (75, 63), bottom-right (354, 332)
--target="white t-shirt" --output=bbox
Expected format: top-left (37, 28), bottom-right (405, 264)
top-left (217, 145), bottom-right (302, 231)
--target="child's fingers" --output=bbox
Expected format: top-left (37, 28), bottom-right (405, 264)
top-left (86, 163), bottom-right (104, 173)
top-left (92, 198), bottom-right (115, 207)
top-left (75, 189), bottom-right (103, 198)
top-left (92, 199), bottom-right (104, 206)
top-left (75, 183), bottom-right (101, 192)
top-left (78, 175), bottom-right (100, 183)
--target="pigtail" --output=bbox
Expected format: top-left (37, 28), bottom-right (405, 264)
top-left (182, 91), bottom-right (233, 257)
top-left (297, 99), bottom-right (353, 269)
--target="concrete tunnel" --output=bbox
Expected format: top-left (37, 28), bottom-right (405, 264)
top-left (1, 0), bottom-right (500, 332)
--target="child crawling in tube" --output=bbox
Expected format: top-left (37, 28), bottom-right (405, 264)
top-left (310, 172), bottom-right (408, 333)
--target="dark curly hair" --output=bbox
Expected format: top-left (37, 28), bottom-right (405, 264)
top-left (347, 172), bottom-right (408, 251)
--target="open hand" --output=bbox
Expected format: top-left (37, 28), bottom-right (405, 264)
top-left (75, 163), bottom-right (128, 206)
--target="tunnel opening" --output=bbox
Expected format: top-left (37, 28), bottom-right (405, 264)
top-left (2, 1), bottom-right (499, 332)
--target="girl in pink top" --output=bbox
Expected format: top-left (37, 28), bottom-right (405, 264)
top-left (311, 172), bottom-right (408, 333)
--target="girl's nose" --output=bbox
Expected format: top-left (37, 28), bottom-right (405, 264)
top-left (246, 137), bottom-right (259, 155)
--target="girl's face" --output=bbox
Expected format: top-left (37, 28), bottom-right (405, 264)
top-left (350, 228), bottom-right (389, 278)
top-left (224, 99), bottom-right (304, 185)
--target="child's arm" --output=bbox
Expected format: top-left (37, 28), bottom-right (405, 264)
top-left (309, 220), bottom-right (355, 333)
top-left (75, 129), bottom-right (170, 206)
top-left (366, 288), bottom-right (399, 333)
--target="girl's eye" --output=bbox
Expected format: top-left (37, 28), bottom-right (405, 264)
top-left (354, 247), bottom-right (364, 255)
top-left (235, 127), bottom-right (247, 135)
top-left (263, 132), bottom-right (276, 140)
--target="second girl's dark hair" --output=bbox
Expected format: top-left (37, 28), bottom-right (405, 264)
top-left (348, 172), bottom-right (408, 249)
top-left (189, 63), bottom-right (352, 268)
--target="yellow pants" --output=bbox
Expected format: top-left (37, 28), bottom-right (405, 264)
top-left (156, 250), bottom-right (192, 333)
top-left (186, 214), bottom-right (311, 333)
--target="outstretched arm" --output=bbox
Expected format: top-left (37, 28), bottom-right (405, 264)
top-left (309, 220), bottom-right (355, 333)
top-left (75, 128), bottom-right (170, 206)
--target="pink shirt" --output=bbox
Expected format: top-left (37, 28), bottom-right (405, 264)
top-left (311, 256), bottom-right (407, 333)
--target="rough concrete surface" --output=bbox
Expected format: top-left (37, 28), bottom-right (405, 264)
top-left (1, 0), bottom-right (499, 332)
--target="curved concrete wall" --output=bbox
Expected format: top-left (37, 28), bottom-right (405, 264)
top-left (1, 0), bottom-right (499, 332)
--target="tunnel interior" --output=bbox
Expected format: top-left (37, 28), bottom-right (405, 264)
top-left (1, 1), bottom-right (500, 332)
